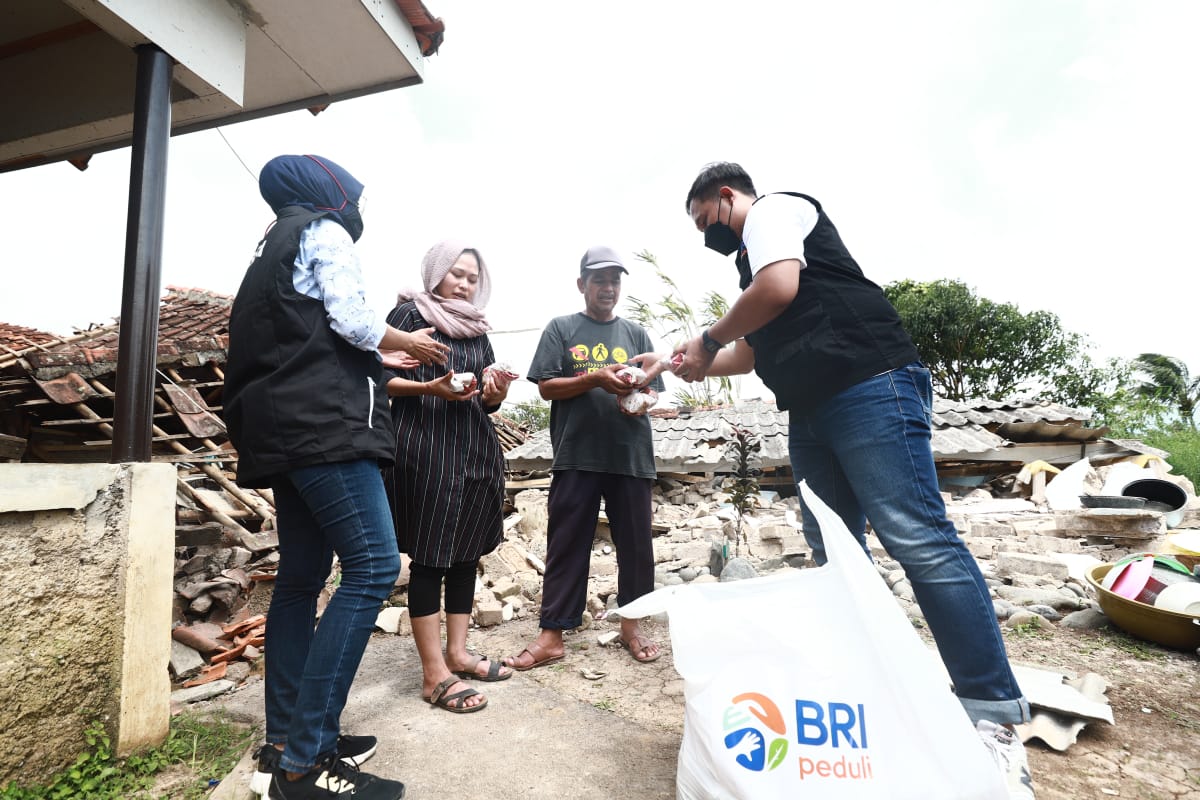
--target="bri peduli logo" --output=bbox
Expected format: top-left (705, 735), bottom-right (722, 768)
top-left (722, 693), bottom-right (788, 773)
top-left (723, 693), bottom-right (875, 782)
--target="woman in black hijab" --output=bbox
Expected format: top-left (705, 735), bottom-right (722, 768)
top-left (225, 154), bottom-right (447, 800)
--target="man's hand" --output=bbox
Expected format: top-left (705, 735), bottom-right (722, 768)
top-left (627, 352), bottom-right (659, 370)
top-left (589, 363), bottom-right (636, 396)
top-left (672, 335), bottom-right (717, 383)
top-left (427, 372), bottom-right (479, 401)
top-left (401, 327), bottom-right (451, 366)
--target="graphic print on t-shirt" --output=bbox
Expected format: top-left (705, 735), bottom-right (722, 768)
top-left (569, 340), bottom-right (628, 376)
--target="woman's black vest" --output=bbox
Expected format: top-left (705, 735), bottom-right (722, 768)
top-left (738, 193), bottom-right (919, 413)
top-left (223, 207), bottom-right (394, 488)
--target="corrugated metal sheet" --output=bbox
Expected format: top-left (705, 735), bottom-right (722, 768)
top-left (505, 397), bottom-right (1118, 472)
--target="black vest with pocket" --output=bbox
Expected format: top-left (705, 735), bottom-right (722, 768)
top-left (737, 192), bottom-right (919, 413)
top-left (222, 207), bottom-right (394, 488)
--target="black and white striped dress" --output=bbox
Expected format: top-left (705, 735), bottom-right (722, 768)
top-left (384, 301), bottom-right (505, 568)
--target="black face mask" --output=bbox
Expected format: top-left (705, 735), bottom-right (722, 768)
top-left (340, 203), bottom-right (364, 242)
top-left (703, 197), bottom-right (740, 256)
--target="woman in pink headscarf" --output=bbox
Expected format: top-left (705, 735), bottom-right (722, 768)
top-left (383, 241), bottom-right (516, 713)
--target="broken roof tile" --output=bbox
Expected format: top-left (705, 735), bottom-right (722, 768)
top-left (2, 287), bottom-right (233, 378)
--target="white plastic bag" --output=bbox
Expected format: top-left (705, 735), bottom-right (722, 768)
top-left (617, 481), bottom-right (1006, 800)
top-left (1043, 456), bottom-right (1091, 510)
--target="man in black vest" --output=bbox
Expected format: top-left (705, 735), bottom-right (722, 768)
top-left (673, 162), bottom-right (1035, 799)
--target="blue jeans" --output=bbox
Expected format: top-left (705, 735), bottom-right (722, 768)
top-left (266, 459), bottom-right (401, 773)
top-left (788, 363), bottom-right (1029, 726)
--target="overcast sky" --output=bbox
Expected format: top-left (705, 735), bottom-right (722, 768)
top-left (4, 1), bottom-right (1199, 408)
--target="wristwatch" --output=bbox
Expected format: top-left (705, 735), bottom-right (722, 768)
top-left (701, 328), bottom-right (724, 354)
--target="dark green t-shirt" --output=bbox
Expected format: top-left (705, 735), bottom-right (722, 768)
top-left (527, 313), bottom-right (664, 479)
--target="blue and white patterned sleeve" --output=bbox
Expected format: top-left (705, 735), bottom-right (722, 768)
top-left (293, 218), bottom-right (386, 351)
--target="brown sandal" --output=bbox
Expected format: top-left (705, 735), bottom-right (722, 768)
top-left (424, 676), bottom-right (487, 713)
top-left (502, 641), bottom-right (564, 671)
top-left (451, 653), bottom-right (512, 682)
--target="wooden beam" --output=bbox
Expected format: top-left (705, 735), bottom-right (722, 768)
top-left (659, 472), bottom-right (713, 484)
top-left (41, 412), bottom-right (177, 426)
top-left (90, 377), bottom-right (275, 522)
top-left (505, 477), bottom-right (552, 489)
top-left (0, 433), bottom-right (26, 461)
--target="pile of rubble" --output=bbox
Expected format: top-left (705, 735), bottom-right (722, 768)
top-left (168, 523), bottom-right (280, 700)
top-left (169, 457), bottom-right (1199, 708)
top-left (459, 460), bottom-right (1198, 638)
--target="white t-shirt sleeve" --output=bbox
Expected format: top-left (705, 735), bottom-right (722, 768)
top-left (741, 193), bottom-right (818, 276)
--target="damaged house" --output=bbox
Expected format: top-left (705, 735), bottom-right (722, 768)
top-left (504, 397), bottom-right (1163, 492)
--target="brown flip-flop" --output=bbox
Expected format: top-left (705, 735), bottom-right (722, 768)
top-left (619, 634), bottom-right (662, 664)
top-left (503, 642), bottom-right (564, 671)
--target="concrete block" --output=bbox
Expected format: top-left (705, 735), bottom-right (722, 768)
top-left (491, 576), bottom-right (522, 600)
top-left (474, 598), bottom-right (503, 627)
top-left (996, 551), bottom-right (1070, 581)
top-left (374, 606), bottom-right (406, 634)
top-left (672, 541), bottom-right (712, 563)
top-left (514, 489), bottom-right (548, 538)
top-left (170, 680), bottom-right (236, 704)
top-left (967, 520), bottom-right (1017, 538)
top-left (965, 537), bottom-right (999, 559)
top-left (757, 524), bottom-right (792, 541)
top-left (779, 535), bottom-right (807, 555)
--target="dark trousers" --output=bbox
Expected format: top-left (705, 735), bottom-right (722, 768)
top-left (538, 469), bottom-right (655, 630)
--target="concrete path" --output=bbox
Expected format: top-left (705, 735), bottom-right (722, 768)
top-left (206, 632), bottom-right (680, 799)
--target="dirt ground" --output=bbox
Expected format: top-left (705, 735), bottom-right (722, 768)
top-left (466, 610), bottom-right (1200, 800)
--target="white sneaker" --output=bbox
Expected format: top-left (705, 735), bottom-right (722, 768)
top-left (977, 720), bottom-right (1035, 799)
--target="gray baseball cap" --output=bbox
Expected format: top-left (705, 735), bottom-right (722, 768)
top-left (579, 245), bottom-right (629, 275)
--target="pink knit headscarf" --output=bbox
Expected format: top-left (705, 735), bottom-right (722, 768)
top-left (396, 240), bottom-right (492, 339)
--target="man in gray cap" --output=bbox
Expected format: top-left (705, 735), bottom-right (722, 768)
top-left (503, 246), bottom-right (666, 670)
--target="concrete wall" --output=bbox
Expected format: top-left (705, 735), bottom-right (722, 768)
top-left (0, 463), bottom-right (174, 786)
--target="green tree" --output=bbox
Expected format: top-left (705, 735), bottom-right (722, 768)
top-left (505, 398), bottom-right (550, 431)
top-left (722, 424), bottom-right (761, 557)
top-left (1132, 353), bottom-right (1200, 428)
top-left (625, 250), bottom-right (736, 407)
top-left (1043, 353), bottom-right (1176, 436)
top-left (884, 279), bottom-right (1081, 401)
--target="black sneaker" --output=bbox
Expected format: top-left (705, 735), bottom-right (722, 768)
top-left (251, 736), bottom-right (377, 796)
top-left (268, 757), bottom-right (405, 800)
top-left (250, 744), bottom-right (281, 797)
top-left (334, 733), bottom-right (377, 767)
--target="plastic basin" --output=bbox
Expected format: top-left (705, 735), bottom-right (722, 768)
top-left (1086, 560), bottom-right (1200, 651)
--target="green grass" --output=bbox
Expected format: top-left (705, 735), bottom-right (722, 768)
top-left (0, 711), bottom-right (255, 800)
top-left (1140, 427), bottom-right (1200, 489)
top-left (1005, 620), bottom-right (1054, 639)
top-left (1108, 631), bottom-right (1168, 662)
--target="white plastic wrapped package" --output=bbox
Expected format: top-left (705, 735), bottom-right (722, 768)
top-left (651, 352), bottom-right (686, 378)
top-left (483, 362), bottom-right (520, 381)
top-left (618, 391), bottom-right (658, 415)
top-left (617, 482), bottom-right (1007, 800)
top-left (448, 372), bottom-right (475, 393)
top-left (616, 365), bottom-right (648, 385)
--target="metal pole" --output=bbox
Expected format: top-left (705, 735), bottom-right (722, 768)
top-left (111, 45), bottom-right (172, 463)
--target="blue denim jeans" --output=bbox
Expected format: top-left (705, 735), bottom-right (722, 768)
top-left (266, 459), bottom-right (401, 773)
top-left (788, 363), bottom-right (1029, 725)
